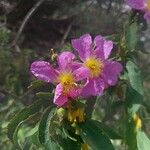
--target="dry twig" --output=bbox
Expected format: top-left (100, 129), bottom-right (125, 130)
top-left (12, 0), bottom-right (47, 47)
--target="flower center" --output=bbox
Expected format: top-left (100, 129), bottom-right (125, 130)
top-left (147, 0), bottom-right (150, 11)
top-left (58, 71), bottom-right (75, 93)
top-left (84, 57), bottom-right (104, 78)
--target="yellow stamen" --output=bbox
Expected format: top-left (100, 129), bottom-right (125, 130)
top-left (84, 57), bottom-right (104, 78)
top-left (58, 71), bottom-right (75, 94)
top-left (133, 114), bottom-right (142, 130)
top-left (67, 108), bottom-right (85, 123)
top-left (81, 143), bottom-right (89, 150)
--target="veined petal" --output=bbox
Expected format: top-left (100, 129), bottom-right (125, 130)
top-left (30, 61), bottom-right (58, 83)
top-left (81, 78), bottom-right (105, 97)
top-left (53, 83), bottom-right (68, 106)
top-left (102, 61), bottom-right (123, 86)
top-left (73, 66), bottom-right (90, 81)
top-left (71, 34), bottom-right (92, 61)
top-left (94, 35), bottom-right (113, 59)
top-left (125, 0), bottom-right (145, 10)
top-left (58, 51), bottom-right (75, 70)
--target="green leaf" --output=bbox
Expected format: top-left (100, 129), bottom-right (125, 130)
top-left (7, 100), bottom-right (42, 148)
top-left (125, 61), bottom-right (144, 150)
top-left (79, 119), bottom-right (115, 150)
top-left (125, 61), bottom-right (143, 114)
top-left (126, 118), bottom-right (137, 150)
top-left (24, 124), bottom-right (42, 148)
top-left (36, 92), bottom-right (53, 99)
top-left (60, 137), bottom-right (81, 150)
top-left (92, 120), bottom-right (122, 139)
top-left (125, 22), bottom-right (138, 50)
top-left (38, 107), bottom-right (58, 149)
top-left (54, 124), bottom-right (81, 150)
top-left (126, 61), bottom-right (143, 95)
top-left (125, 86), bottom-right (142, 114)
top-left (28, 80), bottom-right (45, 90)
top-left (45, 140), bottom-right (60, 150)
top-left (137, 131), bottom-right (150, 150)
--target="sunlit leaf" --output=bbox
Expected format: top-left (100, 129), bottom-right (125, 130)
top-left (125, 61), bottom-right (143, 114)
top-left (137, 131), bottom-right (150, 150)
top-left (126, 61), bottom-right (143, 95)
top-left (7, 98), bottom-right (52, 148)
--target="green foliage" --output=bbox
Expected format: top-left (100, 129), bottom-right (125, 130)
top-left (125, 23), bottom-right (138, 51)
top-left (0, 1), bottom-right (150, 150)
top-left (137, 131), bottom-right (150, 150)
top-left (38, 107), bottom-right (57, 147)
top-left (126, 61), bottom-right (143, 96)
top-left (7, 96), bottom-right (53, 149)
top-left (126, 117), bottom-right (138, 150)
top-left (0, 27), bottom-right (10, 47)
top-left (79, 119), bottom-right (115, 150)
top-left (123, 19), bottom-right (147, 150)
top-left (92, 120), bottom-right (122, 140)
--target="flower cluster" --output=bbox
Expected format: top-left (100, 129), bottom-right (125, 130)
top-left (30, 34), bottom-right (122, 106)
top-left (125, 0), bottom-right (150, 22)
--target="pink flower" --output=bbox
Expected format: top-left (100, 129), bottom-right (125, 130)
top-left (72, 34), bottom-right (122, 97)
top-left (125, 0), bottom-right (150, 22)
top-left (30, 52), bottom-right (86, 106)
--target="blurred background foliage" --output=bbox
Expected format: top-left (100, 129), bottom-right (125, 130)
top-left (0, 0), bottom-right (150, 149)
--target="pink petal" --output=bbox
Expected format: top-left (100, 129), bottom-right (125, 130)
top-left (102, 61), bottom-right (123, 86)
top-left (58, 51), bottom-right (75, 70)
top-left (94, 35), bottom-right (113, 59)
top-left (73, 66), bottom-right (90, 81)
top-left (30, 61), bottom-right (58, 83)
top-left (71, 34), bottom-right (92, 61)
top-left (81, 78), bottom-right (105, 97)
top-left (103, 40), bottom-right (113, 59)
top-left (53, 84), bottom-right (68, 106)
top-left (68, 86), bottom-right (81, 98)
top-left (125, 0), bottom-right (145, 10)
top-left (70, 62), bottom-right (83, 72)
top-left (144, 11), bottom-right (150, 22)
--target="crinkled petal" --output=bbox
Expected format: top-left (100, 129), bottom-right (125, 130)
top-left (73, 66), bottom-right (90, 81)
top-left (81, 78), bottom-right (105, 97)
top-left (71, 34), bottom-right (92, 61)
top-left (58, 51), bottom-right (75, 70)
top-left (94, 35), bottom-right (104, 58)
top-left (144, 11), bottom-right (150, 22)
top-left (94, 35), bottom-right (113, 59)
top-left (30, 61), bottom-right (58, 83)
top-left (102, 61), bottom-right (123, 86)
top-left (53, 83), bottom-right (68, 106)
top-left (68, 86), bottom-right (81, 98)
top-left (125, 0), bottom-right (145, 10)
